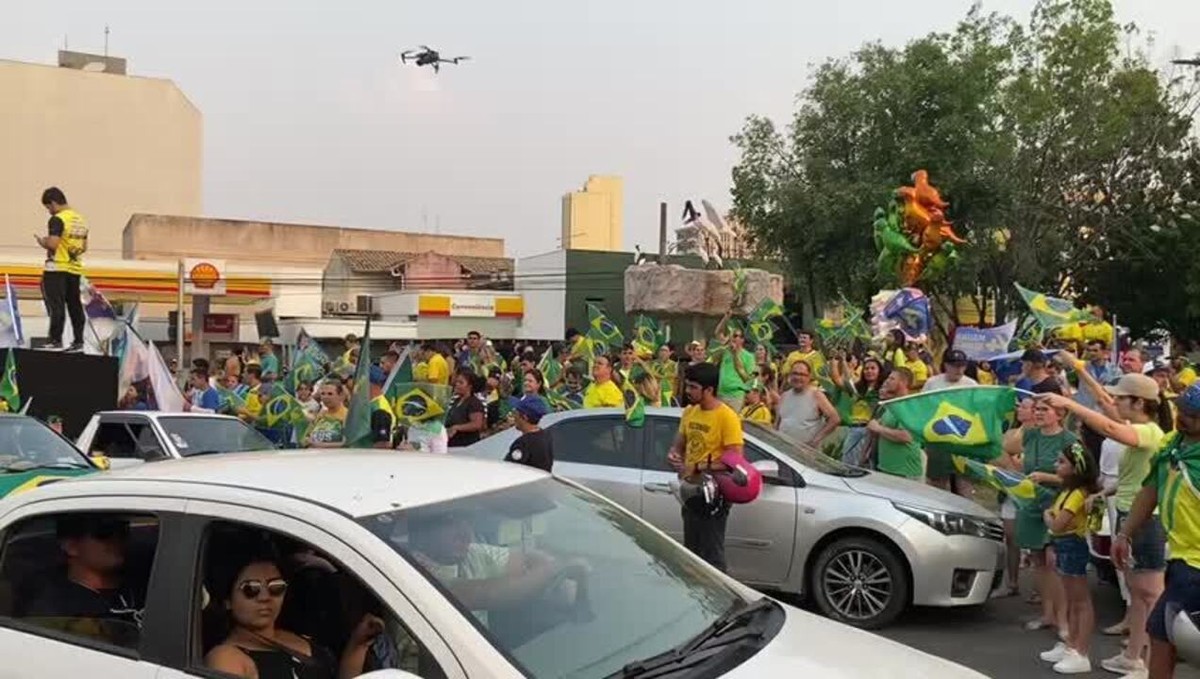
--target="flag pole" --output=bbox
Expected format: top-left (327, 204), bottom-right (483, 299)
top-left (175, 260), bottom-right (186, 386)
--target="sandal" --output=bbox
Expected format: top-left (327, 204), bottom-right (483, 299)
top-left (1025, 591), bottom-right (1042, 605)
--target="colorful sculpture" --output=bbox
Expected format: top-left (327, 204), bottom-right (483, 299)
top-left (875, 170), bottom-right (966, 287)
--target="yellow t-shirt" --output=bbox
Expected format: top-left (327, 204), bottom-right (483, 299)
top-left (583, 380), bottom-right (623, 408)
top-left (740, 402), bottom-right (773, 424)
top-left (783, 350), bottom-right (826, 378)
top-left (426, 353), bottom-right (450, 385)
top-left (903, 358), bottom-right (930, 388)
top-left (1179, 366), bottom-right (1198, 388)
top-left (1049, 488), bottom-right (1088, 537)
top-left (679, 403), bottom-right (744, 471)
top-left (413, 362), bottom-right (429, 382)
top-left (976, 368), bottom-right (996, 386)
top-left (1150, 433), bottom-right (1200, 569)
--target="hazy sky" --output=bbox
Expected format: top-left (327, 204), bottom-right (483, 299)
top-left (6, 1), bottom-right (1198, 258)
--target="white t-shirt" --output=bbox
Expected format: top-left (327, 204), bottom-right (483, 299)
top-left (1099, 437), bottom-right (1122, 493)
top-left (921, 374), bottom-right (978, 392)
top-left (419, 543), bottom-right (510, 625)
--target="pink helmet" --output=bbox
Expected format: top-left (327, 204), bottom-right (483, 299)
top-left (715, 451), bottom-right (762, 504)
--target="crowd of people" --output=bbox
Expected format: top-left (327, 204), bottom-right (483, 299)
top-left (156, 320), bottom-right (1200, 678)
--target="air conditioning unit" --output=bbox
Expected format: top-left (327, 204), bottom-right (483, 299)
top-left (322, 300), bottom-right (353, 315)
top-left (356, 295), bottom-right (374, 314)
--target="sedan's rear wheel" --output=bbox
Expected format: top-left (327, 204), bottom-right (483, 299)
top-left (811, 536), bottom-right (908, 629)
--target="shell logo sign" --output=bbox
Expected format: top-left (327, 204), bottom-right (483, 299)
top-left (183, 258), bottom-right (227, 295)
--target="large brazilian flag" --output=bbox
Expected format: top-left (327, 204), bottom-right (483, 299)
top-left (883, 386), bottom-right (1016, 461)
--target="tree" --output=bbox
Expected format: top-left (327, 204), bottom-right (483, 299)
top-left (732, 0), bottom-right (1199, 340)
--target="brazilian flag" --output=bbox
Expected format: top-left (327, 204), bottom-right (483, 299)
top-left (214, 383), bottom-right (247, 414)
top-left (632, 315), bottom-right (659, 358)
top-left (952, 456), bottom-right (1056, 510)
top-left (748, 297), bottom-right (785, 324)
top-left (258, 384), bottom-right (308, 429)
top-left (392, 383), bottom-right (449, 426)
top-left (0, 350), bottom-right (19, 412)
top-left (546, 388), bottom-right (578, 412)
top-left (1014, 283), bottom-right (1097, 329)
top-left (884, 386), bottom-right (1016, 461)
top-left (623, 372), bottom-right (646, 428)
top-left (586, 303), bottom-right (623, 348)
top-left (536, 347), bottom-right (561, 387)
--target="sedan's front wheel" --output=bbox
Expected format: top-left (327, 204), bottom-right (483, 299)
top-left (811, 536), bottom-right (908, 629)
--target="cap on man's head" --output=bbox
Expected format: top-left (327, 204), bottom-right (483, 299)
top-left (1021, 349), bottom-right (1048, 364)
top-left (1104, 373), bottom-right (1160, 403)
top-left (369, 365), bottom-right (387, 386)
top-left (944, 349), bottom-right (969, 366)
top-left (1178, 384), bottom-right (1200, 415)
top-left (506, 396), bottom-right (549, 423)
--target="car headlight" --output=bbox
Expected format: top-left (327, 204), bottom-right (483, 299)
top-left (894, 503), bottom-right (997, 539)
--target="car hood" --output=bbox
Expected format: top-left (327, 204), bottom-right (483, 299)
top-left (727, 602), bottom-right (987, 677)
top-left (842, 471), bottom-right (996, 519)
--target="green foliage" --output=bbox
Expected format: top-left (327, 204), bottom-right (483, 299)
top-left (731, 0), bottom-right (1199, 340)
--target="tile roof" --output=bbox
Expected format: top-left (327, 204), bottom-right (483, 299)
top-left (333, 249), bottom-right (513, 275)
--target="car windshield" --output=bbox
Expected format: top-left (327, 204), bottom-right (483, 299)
top-left (156, 416), bottom-right (274, 456)
top-left (0, 418), bottom-right (90, 470)
top-left (358, 478), bottom-right (747, 679)
top-left (743, 421), bottom-right (867, 477)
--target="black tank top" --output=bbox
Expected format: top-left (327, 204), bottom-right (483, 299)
top-left (237, 645), bottom-right (335, 679)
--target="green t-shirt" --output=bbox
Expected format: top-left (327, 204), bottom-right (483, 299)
top-left (1115, 421), bottom-right (1165, 512)
top-left (718, 348), bottom-right (756, 398)
top-left (876, 410), bottom-right (924, 479)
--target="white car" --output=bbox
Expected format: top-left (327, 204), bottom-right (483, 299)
top-left (0, 451), bottom-right (986, 678)
top-left (76, 411), bottom-right (276, 467)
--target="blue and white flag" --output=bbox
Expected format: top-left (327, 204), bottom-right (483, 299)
top-left (882, 288), bottom-right (932, 341)
top-left (952, 321), bottom-right (1017, 361)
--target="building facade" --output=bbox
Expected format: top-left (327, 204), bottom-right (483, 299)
top-left (561, 175), bottom-right (623, 251)
top-left (0, 54), bottom-right (202, 258)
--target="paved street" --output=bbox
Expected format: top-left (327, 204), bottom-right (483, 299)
top-left (876, 575), bottom-right (1200, 678)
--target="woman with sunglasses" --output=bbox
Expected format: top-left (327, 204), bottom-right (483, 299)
top-left (206, 551), bottom-right (383, 679)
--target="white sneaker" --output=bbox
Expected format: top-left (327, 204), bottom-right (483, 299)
top-left (1119, 669), bottom-right (1148, 679)
top-left (1101, 652), bottom-right (1144, 675)
top-left (1040, 642), bottom-right (1068, 663)
top-left (1053, 649), bottom-right (1092, 674)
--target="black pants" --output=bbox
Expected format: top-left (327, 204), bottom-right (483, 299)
top-left (1080, 421), bottom-right (1105, 460)
top-left (682, 501), bottom-right (730, 572)
top-left (42, 271), bottom-right (84, 345)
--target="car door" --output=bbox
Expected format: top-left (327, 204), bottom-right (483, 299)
top-left (0, 496), bottom-right (190, 678)
top-left (545, 415), bottom-right (644, 515)
top-left (639, 416), bottom-right (799, 588)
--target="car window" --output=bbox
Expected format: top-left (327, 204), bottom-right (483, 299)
top-left (0, 512), bottom-right (159, 655)
top-left (645, 417), bottom-right (677, 471)
top-left (0, 417), bottom-right (91, 470)
top-left (91, 422), bottom-right (165, 461)
top-left (156, 417), bottom-right (274, 456)
top-left (548, 417), bottom-right (639, 468)
top-left (360, 478), bottom-right (750, 679)
top-left (193, 521), bottom-right (445, 679)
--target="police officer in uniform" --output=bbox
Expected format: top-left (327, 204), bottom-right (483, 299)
top-left (35, 187), bottom-right (88, 352)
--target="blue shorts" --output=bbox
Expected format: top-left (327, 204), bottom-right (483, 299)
top-left (1117, 511), bottom-right (1167, 572)
top-left (1148, 560), bottom-right (1200, 642)
top-left (1052, 535), bottom-right (1089, 577)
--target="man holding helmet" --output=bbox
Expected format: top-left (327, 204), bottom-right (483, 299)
top-left (1113, 383), bottom-right (1200, 678)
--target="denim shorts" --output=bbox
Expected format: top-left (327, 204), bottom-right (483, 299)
top-left (1052, 535), bottom-right (1090, 577)
top-left (1117, 511), bottom-right (1167, 572)
top-left (1148, 560), bottom-right (1200, 642)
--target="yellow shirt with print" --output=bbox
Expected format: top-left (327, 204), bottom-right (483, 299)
top-left (426, 353), bottom-right (450, 385)
top-left (1149, 433), bottom-right (1200, 569)
top-left (679, 403), bottom-right (744, 473)
top-left (783, 350), bottom-right (826, 378)
top-left (1049, 488), bottom-right (1089, 537)
top-left (740, 402), bottom-right (773, 424)
top-left (1179, 365), bottom-right (1198, 388)
top-left (583, 380), bottom-right (623, 408)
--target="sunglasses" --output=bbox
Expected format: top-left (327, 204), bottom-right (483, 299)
top-left (238, 578), bottom-right (288, 599)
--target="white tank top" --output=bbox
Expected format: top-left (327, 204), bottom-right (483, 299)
top-left (778, 388), bottom-right (823, 445)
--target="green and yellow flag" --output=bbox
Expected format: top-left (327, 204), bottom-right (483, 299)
top-left (884, 386), bottom-right (1016, 461)
top-left (951, 456), bottom-right (1056, 510)
top-left (0, 350), bottom-right (18, 412)
top-left (1014, 283), bottom-right (1096, 329)
top-left (622, 378), bottom-right (645, 428)
top-left (536, 346), bottom-right (562, 387)
top-left (586, 303), bottom-right (623, 351)
top-left (632, 315), bottom-right (659, 358)
top-left (392, 383), bottom-right (450, 426)
top-left (258, 384), bottom-right (309, 429)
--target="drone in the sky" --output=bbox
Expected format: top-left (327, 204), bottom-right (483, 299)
top-left (400, 46), bottom-right (470, 73)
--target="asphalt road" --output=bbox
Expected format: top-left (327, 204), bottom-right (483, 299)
top-left (876, 574), bottom-right (1200, 678)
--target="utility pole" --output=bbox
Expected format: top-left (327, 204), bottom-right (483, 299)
top-left (658, 202), bottom-right (668, 263)
top-left (104, 25), bottom-right (110, 56)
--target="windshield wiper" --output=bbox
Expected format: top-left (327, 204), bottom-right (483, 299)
top-left (3, 461), bottom-right (91, 473)
top-left (612, 597), bottom-right (775, 678)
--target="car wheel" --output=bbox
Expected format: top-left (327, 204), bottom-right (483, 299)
top-left (811, 536), bottom-right (908, 630)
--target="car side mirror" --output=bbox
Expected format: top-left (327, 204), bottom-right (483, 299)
top-left (752, 459), bottom-right (804, 487)
top-left (752, 459), bottom-right (780, 478)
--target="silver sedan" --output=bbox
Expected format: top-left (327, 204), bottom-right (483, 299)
top-left (460, 407), bottom-right (1005, 629)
